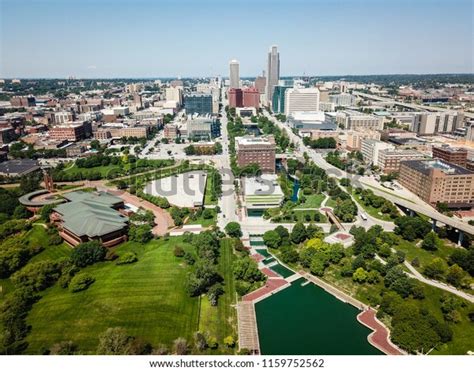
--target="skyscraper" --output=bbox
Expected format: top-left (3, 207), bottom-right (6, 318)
top-left (266, 45), bottom-right (280, 105)
top-left (229, 59), bottom-right (240, 89)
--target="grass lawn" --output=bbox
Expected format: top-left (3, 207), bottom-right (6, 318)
top-left (186, 209), bottom-right (217, 227)
top-left (295, 194), bottom-right (326, 209)
top-left (198, 239), bottom-right (237, 349)
top-left (362, 183), bottom-right (415, 204)
top-left (25, 237), bottom-right (202, 354)
top-left (326, 197), bottom-right (338, 208)
top-left (64, 163), bottom-right (124, 178)
top-left (351, 190), bottom-right (394, 222)
top-left (27, 226), bottom-right (72, 264)
top-left (204, 174), bottom-right (217, 206)
top-left (24, 235), bottom-right (236, 354)
top-left (394, 238), bottom-right (458, 269)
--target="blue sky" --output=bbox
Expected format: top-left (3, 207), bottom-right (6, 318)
top-left (0, 0), bottom-right (472, 78)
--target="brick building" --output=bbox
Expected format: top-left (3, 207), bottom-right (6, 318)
top-left (236, 136), bottom-right (276, 173)
top-left (432, 145), bottom-right (468, 168)
top-left (399, 159), bottom-right (474, 208)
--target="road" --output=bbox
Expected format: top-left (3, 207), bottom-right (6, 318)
top-left (264, 110), bottom-right (474, 237)
top-left (217, 94), bottom-right (238, 230)
top-left (353, 91), bottom-right (474, 120)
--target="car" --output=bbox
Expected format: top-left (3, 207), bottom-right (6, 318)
top-left (360, 213), bottom-right (368, 221)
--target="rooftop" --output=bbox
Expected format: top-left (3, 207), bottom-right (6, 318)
top-left (0, 159), bottom-right (40, 176)
top-left (236, 135), bottom-right (275, 147)
top-left (243, 175), bottom-right (284, 197)
top-left (143, 171), bottom-right (207, 208)
top-left (402, 159), bottom-right (474, 176)
top-left (54, 191), bottom-right (128, 238)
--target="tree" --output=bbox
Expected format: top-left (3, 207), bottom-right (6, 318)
top-left (223, 336), bottom-right (235, 348)
top-left (263, 230), bottom-right (281, 249)
top-left (291, 222), bottom-right (307, 244)
top-left (70, 241), bottom-right (106, 267)
top-left (274, 225), bottom-right (290, 241)
top-left (173, 338), bottom-right (189, 355)
top-left (225, 222), bottom-right (242, 238)
top-left (129, 224), bottom-right (153, 243)
top-left (184, 145), bottom-right (196, 156)
top-left (424, 258), bottom-right (448, 280)
top-left (97, 327), bottom-right (133, 355)
top-left (446, 264), bottom-right (468, 288)
top-left (310, 256), bottom-right (327, 276)
top-left (194, 332), bottom-right (207, 352)
top-left (50, 340), bottom-right (78, 355)
top-left (11, 260), bottom-right (61, 292)
top-left (207, 283), bottom-right (224, 306)
top-left (352, 267), bottom-right (368, 283)
top-left (280, 245), bottom-right (299, 264)
top-left (421, 231), bottom-right (439, 251)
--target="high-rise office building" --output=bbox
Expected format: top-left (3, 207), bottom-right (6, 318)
top-left (266, 45), bottom-right (280, 104)
top-left (272, 85), bottom-right (289, 114)
top-left (242, 88), bottom-right (260, 108)
top-left (184, 93), bottom-right (213, 116)
top-left (229, 59), bottom-right (240, 89)
top-left (254, 73), bottom-right (266, 94)
top-left (228, 88), bottom-right (243, 108)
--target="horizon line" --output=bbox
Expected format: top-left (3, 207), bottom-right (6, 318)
top-left (1, 72), bottom-right (473, 80)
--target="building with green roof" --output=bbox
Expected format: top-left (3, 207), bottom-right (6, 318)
top-left (51, 191), bottom-right (129, 247)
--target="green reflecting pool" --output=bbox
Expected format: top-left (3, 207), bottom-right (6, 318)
top-left (255, 249), bottom-right (271, 258)
top-left (269, 263), bottom-right (294, 278)
top-left (255, 278), bottom-right (382, 355)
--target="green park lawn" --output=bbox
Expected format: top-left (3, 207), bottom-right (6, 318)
top-left (295, 194), bottom-right (326, 209)
top-left (325, 197), bottom-right (338, 208)
top-left (351, 190), bottom-right (394, 222)
top-left (64, 163), bottom-right (124, 178)
top-left (204, 174), bottom-right (218, 206)
top-left (322, 264), bottom-right (474, 355)
top-left (24, 236), bottom-right (236, 354)
top-left (394, 238), bottom-right (458, 269)
top-left (198, 239), bottom-right (237, 346)
top-left (186, 209), bottom-right (217, 227)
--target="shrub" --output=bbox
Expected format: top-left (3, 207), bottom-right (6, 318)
top-left (174, 246), bottom-right (185, 257)
top-left (71, 241), bottom-right (106, 267)
top-left (69, 273), bottom-right (95, 293)
top-left (116, 252), bottom-right (138, 265)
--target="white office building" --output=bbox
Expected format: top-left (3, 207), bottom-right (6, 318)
top-left (411, 111), bottom-right (465, 135)
top-left (284, 87), bottom-right (320, 116)
top-left (361, 139), bottom-right (394, 165)
top-left (165, 86), bottom-right (183, 106)
top-left (336, 110), bottom-right (384, 131)
top-left (329, 93), bottom-right (356, 107)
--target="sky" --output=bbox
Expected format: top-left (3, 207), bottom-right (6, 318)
top-left (0, 0), bottom-right (473, 78)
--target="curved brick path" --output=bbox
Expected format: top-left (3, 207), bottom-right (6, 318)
top-left (357, 309), bottom-right (405, 355)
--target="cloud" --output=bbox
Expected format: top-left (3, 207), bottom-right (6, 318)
top-left (86, 65), bottom-right (97, 70)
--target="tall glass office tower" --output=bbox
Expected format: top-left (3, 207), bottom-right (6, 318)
top-left (266, 45), bottom-right (280, 105)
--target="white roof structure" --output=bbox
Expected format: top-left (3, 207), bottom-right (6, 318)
top-left (143, 171), bottom-right (207, 208)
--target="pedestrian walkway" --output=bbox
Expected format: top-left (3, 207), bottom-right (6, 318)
top-left (242, 278), bottom-right (289, 303)
top-left (237, 302), bottom-right (260, 354)
top-left (109, 189), bottom-right (174, 235)
top-left (357, 309), bottom-right (405, 355)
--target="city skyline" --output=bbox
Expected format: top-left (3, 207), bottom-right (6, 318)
top-left (1, 0), bottom-right (473, 78)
